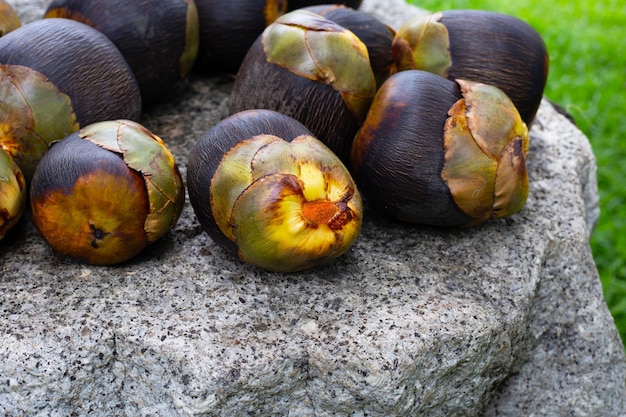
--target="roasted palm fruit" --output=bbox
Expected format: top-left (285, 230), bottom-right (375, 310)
top-left (30, 120), bottom-right (185, 265)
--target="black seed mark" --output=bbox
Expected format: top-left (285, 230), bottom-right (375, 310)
top-left (89, 223), bottom-right (109, 249)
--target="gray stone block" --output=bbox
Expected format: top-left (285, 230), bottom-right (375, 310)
top-left (1, 0), bottom-right (625, 416)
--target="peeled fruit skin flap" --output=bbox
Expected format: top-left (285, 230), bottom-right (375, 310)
top-left (392, 12), bottom-right (451, 78)
top-left (186, 110), bottom-right (362, 273)
top-left (210, 134), bottom-right (362, 273)
top-left (30, 120), bottom-right (185, 265)
top-left (0, 148), bottom-right (26, 241)
top-left (186, 109), bottom-right (315, 255)
top-left (351, 70), bottom-right (529, 227)
top-left (0, 63), bottom-right (78, 181)
top-left (442, 79), bottom-right (529, 224)
top-left (301, 4), bottom-right (396, 88)
top-left (30, 135), bottom-right (150, 265)
top-left (351, 70), bottom-right (470, 226)
top-left (392, 10), bottom-right (549, 125)
top-left (78, 120), bottom-right (185, 243)
top-left (262, 10), bottom-right (375, 124)
top-left (229, 10), bottom-right (376, 163)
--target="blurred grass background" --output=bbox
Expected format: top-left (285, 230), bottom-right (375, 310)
top-left (406, 0), bottom-right (626, 343)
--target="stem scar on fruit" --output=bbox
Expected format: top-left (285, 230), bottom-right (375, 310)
top-left (89, 223), bottom-right (109, 249)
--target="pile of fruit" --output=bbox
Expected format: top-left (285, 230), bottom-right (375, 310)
top-left (0, 0), bottom-right (548, 272)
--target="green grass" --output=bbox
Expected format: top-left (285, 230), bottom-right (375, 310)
top-left (406, 0), bottom-right (626, 343)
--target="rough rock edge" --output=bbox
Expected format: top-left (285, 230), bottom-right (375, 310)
top-left (1, 0), bottom-right (623, 416)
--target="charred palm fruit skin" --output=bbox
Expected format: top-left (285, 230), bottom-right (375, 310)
top-left (30, 120), bottom-right (185, 265)
top-left (44, 0), bottom-right (199, 104)
top-left (229, 10), bottom-right (376, 164)
top-left (0, 18), bottom-right (142, 125)
top-left (392, 10), bottom-right (548, 125)
top-left (302, 4), bottom-right (395, 87)
top-left (0, 64), bottom-right (79, 181)
top-left (351, 70), bottom-right (529, 227)
top-left (187, 109), bottom-right (362, 273)
top-left (188, 109), bottom-right (314, 253)
top-left (0, 0), bottom-right (20, 37)
top-left (351, 70), bottom-right (466, 226)
top-left (0, 148), bottom-right (26, 241)
top-left (194, 0), bottom-right (287, 74)
top-left (287, 0), bottom-right (362, 11)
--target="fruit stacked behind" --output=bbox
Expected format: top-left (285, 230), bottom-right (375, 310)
top-left (0, 0), bottom-right (548, 272)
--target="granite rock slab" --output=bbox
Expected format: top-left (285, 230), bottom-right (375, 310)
top-left (1, 0), bottom-right (625, 416)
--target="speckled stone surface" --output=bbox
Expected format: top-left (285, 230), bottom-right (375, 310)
top-left (1, 0), bottom-right (625, 416)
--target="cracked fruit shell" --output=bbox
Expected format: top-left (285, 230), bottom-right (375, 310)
top-left (187, 109), bottom-right (362, 273)
top-left (0, 18), bottom-right (141, 179)
top-left (301, 4), bottom-right (395, 88)
top-left (30, 120), bottom-right (185, 265)
top-left (392, 10), bottom-right (548, 125)
top-left (351, 70), bottom-right (529, 227)
top-left (0, 63), bottom-right (79, 181)
top-left (229, 9), bottom-right (376, 163)
top-left (0, 148), bottom-right (26, 241)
